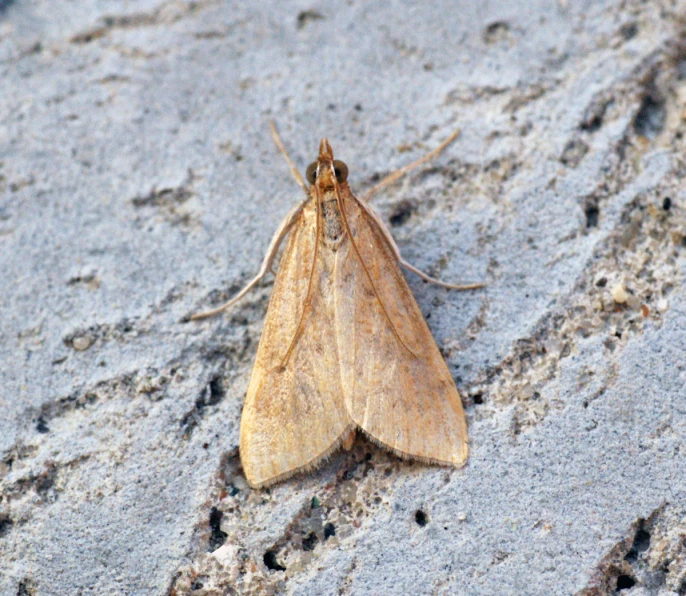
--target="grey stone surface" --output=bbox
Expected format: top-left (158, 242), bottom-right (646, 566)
top-left (1, 1), bottom-right (685, 594)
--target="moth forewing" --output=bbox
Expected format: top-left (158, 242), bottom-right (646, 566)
top-left (333, 187), bottom-right (468, 466)
top-left (238, 201), bottom-right (352, 488)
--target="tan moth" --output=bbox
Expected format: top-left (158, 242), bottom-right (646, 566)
top-left (192, 123), bottom-right (483, 488)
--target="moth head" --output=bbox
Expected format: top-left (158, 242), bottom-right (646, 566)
top-left (305, 138), bottom-right (349, 188)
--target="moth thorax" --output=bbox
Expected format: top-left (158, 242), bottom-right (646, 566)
top-left (321, 195), bottom-right (345, 247)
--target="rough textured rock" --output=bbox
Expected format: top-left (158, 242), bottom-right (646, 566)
top-left (1, 1), bottom-right (685, 594)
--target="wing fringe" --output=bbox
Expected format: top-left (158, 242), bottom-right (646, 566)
top-left (245, 423), bottom-right (356, 488)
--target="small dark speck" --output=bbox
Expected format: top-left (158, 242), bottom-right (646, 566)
top-left (354, 103), bottom-right (362, 111)
top-left (327, 103), bottom-right (336, 111)
top-left (620, 22), bottom-right (638, 40)
top-left (415, 510), bottom-right (428, 526)
top-left (324, 522), bottom-right (336, 539)
top-left (202, 442), bottom-right (209, 449)
top-left (190, 581), bottom-right (204, 591)
top-left (296, 9), bottom-right (324, 30)
top-left (663, 197), bottom-right (672, 210)
top-left (472, 393), bottom-right (484, 405)
top-left (36, 418), bottom-right (49, 434)
top-left (596, 277), bottom-right (608, 288)
top-left (483, 21), bottom-right (510, 44)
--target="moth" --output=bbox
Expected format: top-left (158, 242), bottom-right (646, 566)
top-left (192, 123), bottom-right (483, 488)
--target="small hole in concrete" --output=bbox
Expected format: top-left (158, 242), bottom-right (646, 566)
top-left (263, 550), bottom-right (286, 571)
top-left (415, 510), bottom-right (428, 526)
top-left (585, 203), bottom-right (599, 228)
top-left (634, 92), bottom-right (665, 139)
top-left (624, 525), bottom-right (651, 561)
top-left (620, 22), bottom-right (637, 40)
top-left (0, 514), bottom-right (13, 537)
top-left (389, 199), bottom-right (417, 227)
top-left (324, 523), bottom-right (336, 539)
top-left (632, 528), bottom-right (651, 552)
top-left (302, 532), bottom-right (318, 551)
top-left (616, 575), bottom-right (636, 590)
top-left (208, 507), bottom-right (227, 551)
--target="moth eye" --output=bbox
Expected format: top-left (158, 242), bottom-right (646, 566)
top-left (305, 162), bottom-right (318, 185)
top-left (333, 160), bottom-right (348, 183)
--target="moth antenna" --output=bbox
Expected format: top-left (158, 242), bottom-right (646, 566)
top-left (362, 127), bottom-right (460, 203)
top-left (269, 120), bottom-right (309, 197)
top-left (333, 167), bottom-right (418, 359)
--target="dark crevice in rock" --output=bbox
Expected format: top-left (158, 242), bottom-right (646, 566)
top-left (577, 504), bottom-right (686, 595)
top-left (208, 506), bottom-right (227, 551)
top-left (0, 513), bottom-right (13, 537)
top-left (180, 375), bottom-right (226, 437)
top-left (16, 578), bottom-right (36, 596)
top-left (633, 89), bottom-right (666, 139)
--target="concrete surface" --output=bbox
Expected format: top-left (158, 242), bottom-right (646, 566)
top-left (1, 0), bottom-right (685, 594)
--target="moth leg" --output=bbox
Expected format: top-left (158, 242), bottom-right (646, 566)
top-left (269, 120), bottom-right (309, 196)
top-left (399, 259), bottom-right (485, 290)
top-left (340, 427), bottom-right (356, 451)
top-left (362, 127), bottom-right (460, 203)
top-left (190, 202), bottom-right (305, 320)
top-left (353, 194), bottom-right (485, 291)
